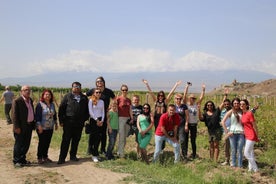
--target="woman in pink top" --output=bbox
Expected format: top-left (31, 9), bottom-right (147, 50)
top-left (240, 99), bottom-right (259, 172)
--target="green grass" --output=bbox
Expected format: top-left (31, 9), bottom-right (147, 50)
top-left (1, 90), bottom-right (276, 183)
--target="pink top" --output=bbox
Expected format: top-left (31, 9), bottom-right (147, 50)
top-left (241, 111), bottom-right (258, 142)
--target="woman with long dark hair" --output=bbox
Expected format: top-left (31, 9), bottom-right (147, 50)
top-left (240, 99), bottom-right (259, 172)
top-left (137, 103), bottom-right (154, 164)
top-left (221, 98), bottom-right (245, 168)
top-left (198, 99), bottom-right (225, 162)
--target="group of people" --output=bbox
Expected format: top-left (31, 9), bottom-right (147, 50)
top-left (3, 76), bottom-right (259, 172)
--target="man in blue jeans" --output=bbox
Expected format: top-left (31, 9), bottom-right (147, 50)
top-left (153, 104), bottom-right (180, 163)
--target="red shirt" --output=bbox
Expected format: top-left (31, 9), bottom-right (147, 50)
top-left (241, 111), bottom-right (258, 142)
top-left (155, 112), bottom-right (180, 136)
top-left (117, 96), bottom-right (131, 117)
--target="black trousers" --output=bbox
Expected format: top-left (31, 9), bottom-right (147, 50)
top-left (183, 124), bottom-right (197, 157)
top-left (99, 119), bottom-right (107, 152)
top-left (59, 123), bottom-right (83, 161)
top-left (88, 118), bottom-right (101, 156)
top-left (37, 129), bottom-right (53, 159)
top-left (4, 104), bottom-right (12, 123)
top-left (13, 124), bottom-right (33, 164)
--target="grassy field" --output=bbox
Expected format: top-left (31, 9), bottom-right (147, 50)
top-left (1, 89), bottom-right (276, 183)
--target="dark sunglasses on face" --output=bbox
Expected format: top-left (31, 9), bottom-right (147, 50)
top-left (73, 85), bottom-right (80, 89)
top-left (95, 91), bottom-right (101, 94)
top-left (175, 98), bottom-right (182, 100)
top-left (122, 89), bottom-right (128, 92)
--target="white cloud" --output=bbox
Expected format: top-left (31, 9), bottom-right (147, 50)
top-left (173, 51), bottom-right (234, 71)
top-left (29, 48), bottom-right (174, 74)
top-left (29, 49), bottom-right (235, 74)
top-left (4, 48), bottom-right (275, 78)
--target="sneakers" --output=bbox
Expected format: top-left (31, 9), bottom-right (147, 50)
top-left (14, 162), bottom-right (23, 168)
top-left (92, 156), bottom-right (99, 163)
top-left (221, 161), bottom-right (229, 166)
top-left (248, 168), bottom-right (259, 173)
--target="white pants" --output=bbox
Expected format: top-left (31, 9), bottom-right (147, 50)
top-left (244, 139), bottom-right (258, 172)
top-left (118, 117), bottom-right (130, 157)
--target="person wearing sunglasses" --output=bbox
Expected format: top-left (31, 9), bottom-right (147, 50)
top-left (198, 95), bottom-right (227, 162)
top-left (86, 76), bottom-right (115, 155)
top-left (137, 103), bottom-right (154, 164)
top-left (116, 84), bottom-right (133, 158)
top-left (142, 79), bottom-right (181, 151)
top-left (182, 83), bottom-right (205, 160)
top-left (57, 82), bottom-right (89, 164)
top-left (88, 88), bottom-right (105, 163)
top-left (174, 93), bottom-right (189, 161)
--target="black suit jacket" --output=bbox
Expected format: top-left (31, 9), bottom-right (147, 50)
top-left (12, 96), bottom-right (35, 132)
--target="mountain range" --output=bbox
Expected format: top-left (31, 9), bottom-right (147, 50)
top-left (0, 69), bottom-right (275, 93)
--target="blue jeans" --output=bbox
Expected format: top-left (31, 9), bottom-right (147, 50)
top-left (229, 133), bottom-right (245, 167)
top-left (106, 129), bottom-right (118, 159)
top-left (153, 135), bottom-right (180, 163)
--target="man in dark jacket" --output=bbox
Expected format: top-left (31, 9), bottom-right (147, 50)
top-left (12, 85), bottom-right (35, 167)
top-left (57, 82), bottom-right (89, 164)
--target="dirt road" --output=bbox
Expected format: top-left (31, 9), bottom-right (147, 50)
top-left (0, 120), bottom-right (129, 184)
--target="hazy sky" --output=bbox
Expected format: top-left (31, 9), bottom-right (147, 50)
top-left (1, 0), bottom-right (276, 78)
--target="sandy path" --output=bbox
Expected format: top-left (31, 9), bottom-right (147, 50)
top-left (0, 120), bottom-right (129, 184)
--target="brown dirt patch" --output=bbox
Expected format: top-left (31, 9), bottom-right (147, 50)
top-left (0, 120), bottom-right (129, 184)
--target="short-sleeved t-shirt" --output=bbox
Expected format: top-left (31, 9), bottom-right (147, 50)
top-left (202, 108), bottom-right (221, 132)
top-left (241, 111), bottom-right (258, 142)
top-left (117, 96), bottom-right (131, 117)
top-left (155, 112), bottom-right (180, 136)
top-left (2, 91), bottom-right (14, 104)
top-left (175, 104), bottom-right (188, 126)
top-left (132, 105), bottom-right (143, 127)
top-left (108, 111), bottom-right (119, 130)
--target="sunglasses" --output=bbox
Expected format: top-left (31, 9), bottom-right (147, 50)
top-left (73, 86), bottom-right (80, 89)
top-left (95, 91), bottom-right (101, 94)
top-left (207, 104), bottom-right (213, 107)
top-left (175, 98), bottom-right (182, 100)
top-left (122, 89), bottom-right (128, 92)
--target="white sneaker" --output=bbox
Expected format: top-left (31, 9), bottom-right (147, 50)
top-left (92, 156), bottom-right (98, 163)
top-left (221, 161), bottom-right (229, 166)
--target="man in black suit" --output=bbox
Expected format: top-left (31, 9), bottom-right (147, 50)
top-left (12, 85), bottom-right (35, 167)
